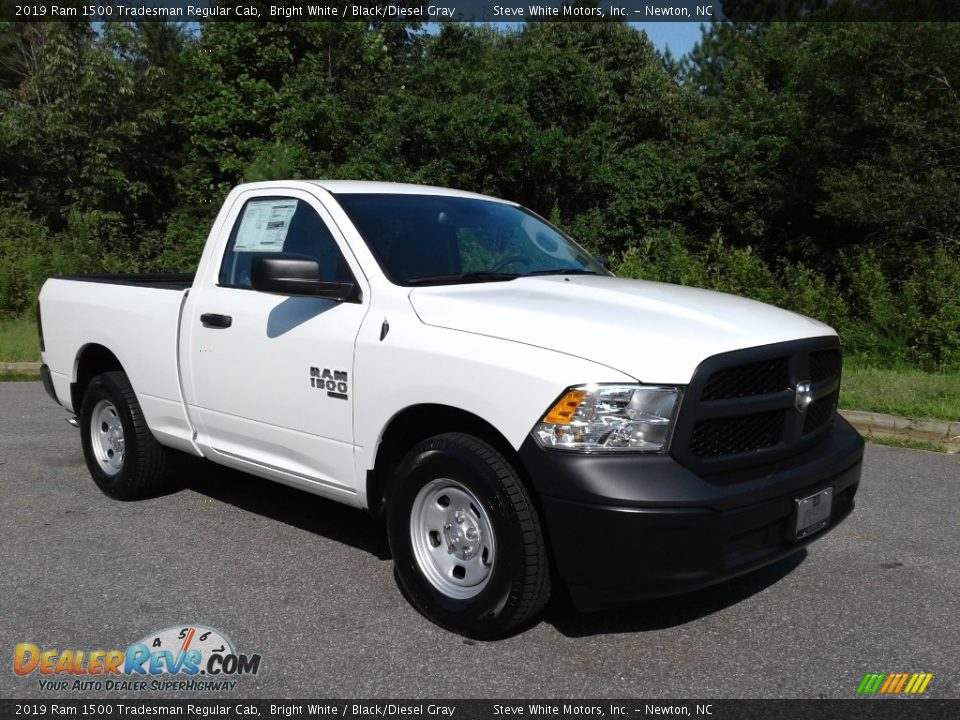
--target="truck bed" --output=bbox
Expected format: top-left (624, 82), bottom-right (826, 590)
top-left (52, 273), bottom-right (195, 290)
top-left (39, 276), bottom-right (194, 450)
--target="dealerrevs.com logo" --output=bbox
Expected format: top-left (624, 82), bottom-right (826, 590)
top-left (13, 625), bottom-right (262, 692)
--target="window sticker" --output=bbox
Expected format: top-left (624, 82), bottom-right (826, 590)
top-left (234, 199), bottom-right (298, 252)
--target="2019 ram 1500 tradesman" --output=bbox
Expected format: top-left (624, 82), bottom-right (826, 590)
top-left (38, 181), bottom-right (864, 637)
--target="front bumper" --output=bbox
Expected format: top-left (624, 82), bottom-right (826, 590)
top-left (518, 416), bottom-right (864, 610)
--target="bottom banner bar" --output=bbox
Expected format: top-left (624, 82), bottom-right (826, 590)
top-left (1, 699), bottom-right (958, 720)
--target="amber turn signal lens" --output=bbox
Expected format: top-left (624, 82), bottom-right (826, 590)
top-left (543, 389), bottom-right (587, 425)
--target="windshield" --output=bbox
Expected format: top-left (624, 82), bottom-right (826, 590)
top-left (333, 193), bottom-right (608, 286)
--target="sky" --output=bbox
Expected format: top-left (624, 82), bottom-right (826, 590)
top-left (633, 22), bottom-right (704, 57)
top-left (436, 22), bottom-right (706, 57)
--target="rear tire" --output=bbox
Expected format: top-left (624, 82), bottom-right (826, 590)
top-left (80, 371), bottom-right (168, 500)
top-left (386, 432), bottom-right (550, 638)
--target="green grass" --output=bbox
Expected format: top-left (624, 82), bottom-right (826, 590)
top-left (0, 316), bottom-right (40, 363)
top-left (866, 436), bottom-right (952, 453)
top-left (839, 356), bottom-right (960, 422)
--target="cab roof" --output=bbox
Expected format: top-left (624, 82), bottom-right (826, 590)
top-left (307, 180), bottom-right (513, 203)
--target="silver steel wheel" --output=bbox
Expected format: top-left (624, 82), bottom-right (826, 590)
top-left (90, 399), bottom-right (125, 476)
top-left (410, 478), bottom-right (496, 600)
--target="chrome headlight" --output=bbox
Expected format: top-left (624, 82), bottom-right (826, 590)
top-left (533, 384), bottom-right (682, 453)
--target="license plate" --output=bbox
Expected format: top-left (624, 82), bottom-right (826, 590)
top-left (794, 488), bottom-right (833, 539)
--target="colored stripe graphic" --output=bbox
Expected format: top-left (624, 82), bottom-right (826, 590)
top-left (879, 674), bottom-right (897, 694)
top-left (857, 673), bottom-right (886, 694)
top-left (897, 673), bottom-right (911, 693)
top-left (889, 673), bottom-right (909, 694)
top-left (858, 672), bottom-right (933, 695)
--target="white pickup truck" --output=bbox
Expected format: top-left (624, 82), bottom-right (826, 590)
top-left (38, 181), bottom-right (864, 637)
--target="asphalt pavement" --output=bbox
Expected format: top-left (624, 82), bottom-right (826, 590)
top-left (1, 381), bottom-right (957, 699)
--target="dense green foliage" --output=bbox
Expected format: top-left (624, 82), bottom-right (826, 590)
top-left (1, 19), bottom-right (959, 369)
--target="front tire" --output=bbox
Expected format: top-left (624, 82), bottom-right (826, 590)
top-left (386, 433), bottom-right (550, 638)
top-left (80, 371), bottom-right (167, 500)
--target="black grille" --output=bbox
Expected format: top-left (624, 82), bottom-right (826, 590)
top-left (671, 337), bottom-right (843, 475)
top-left (701, 358), bottom-right (789, 401)
top-left (803, 390), bottom-right (838, 434)
top-left (810, 349), bottom-right (842, 384)
top-left (690, 410), bottom-right (785, 458)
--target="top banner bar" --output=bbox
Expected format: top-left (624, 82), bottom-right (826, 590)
top-left (5, 0), bottom-right (960, 23)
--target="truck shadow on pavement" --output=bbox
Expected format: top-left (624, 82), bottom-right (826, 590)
top-left (169, 454), bottom-right (392, 561)
top-left (542, 550), bottom-right (807, 638)
top-left (164, 454), bottom-right (805, 640)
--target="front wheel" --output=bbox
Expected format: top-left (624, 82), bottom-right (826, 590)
top-left (386, 433), bottom-right (550, 638)
top-left (79, 371), bottom-right (168, 500)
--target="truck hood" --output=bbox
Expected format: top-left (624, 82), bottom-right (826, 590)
top-left (408, 275), bottom-right (834, 384)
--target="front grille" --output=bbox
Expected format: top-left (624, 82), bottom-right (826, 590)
top-left (672, 337), bottom-right (842, 475)
top-left (690, 410), bottom-right (785, 458)
top-left (701, 358), bottom-right (789, 401)
top-left (803, 389), bottom-right (838, 435)
top-left (810, 349), bottom-right (842, 383)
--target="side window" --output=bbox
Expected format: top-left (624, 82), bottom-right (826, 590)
top-left (219, 197), bottom-right (354, 289)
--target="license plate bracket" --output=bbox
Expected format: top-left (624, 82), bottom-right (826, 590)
top-left (794, 487), bottom-right (833, 540)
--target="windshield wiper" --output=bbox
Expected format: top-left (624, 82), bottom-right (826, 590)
top-left (406, 271), bottom-right (521, 286)
top-left (526, 268), bottom-right (603, 276)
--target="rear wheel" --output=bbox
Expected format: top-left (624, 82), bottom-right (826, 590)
top-left (80, 371), bottom-right (167, 500)
top-left (386, 433), bottom-right (550, 638)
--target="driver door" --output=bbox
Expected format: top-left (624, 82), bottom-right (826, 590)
top-left (183, 190), bottom-right (368, 500)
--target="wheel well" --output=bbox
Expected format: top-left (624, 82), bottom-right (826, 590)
top-left (72, 344), bottom-right (123, 413)
top-left (366, 404), bottom-right (522, 519)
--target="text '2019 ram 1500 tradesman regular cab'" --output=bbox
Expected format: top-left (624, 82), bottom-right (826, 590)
top-left (38, 181), bottom-right (864, 637)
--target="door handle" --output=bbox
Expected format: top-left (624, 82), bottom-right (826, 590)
top-left (200, 313), bottom-right (232, 329)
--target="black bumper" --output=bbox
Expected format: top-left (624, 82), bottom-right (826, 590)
top-left (519, 416), bottom-right (864, 610)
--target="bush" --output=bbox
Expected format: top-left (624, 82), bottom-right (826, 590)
top-left (614, 229), bottom-right (712, 287)
top-left (614, 231), bottom-right (845, 328)
top-left (613, 231), bottom-right (960, 373)
top-left (777, 263), bottom-right (848, 333)
top-left (701, 233), bottom-right (782, 307)
top-left (142, 207), bottom-right (215, 274)
top-left (903, 248), bottom-right (960, 371)
top-left (837, 250), bottom-right (913, 364)
top-left (0, 209), bottom-right (138, 317)
top-left (0, 211), bottom-right (54, 316)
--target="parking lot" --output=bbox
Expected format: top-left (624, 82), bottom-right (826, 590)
top-left (1, 381), bottom-right (957, 699)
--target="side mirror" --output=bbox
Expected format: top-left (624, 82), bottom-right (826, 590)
top-left (251, 254), bottom-right (359, 302)
top-left (595, 256), bottom-right (612, 271)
